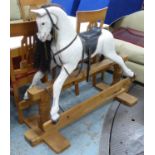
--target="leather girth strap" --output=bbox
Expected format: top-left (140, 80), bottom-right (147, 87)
top-left (79, 27), bottom-right (102, 81)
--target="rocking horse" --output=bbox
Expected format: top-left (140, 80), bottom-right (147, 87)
top-left (24, 5), bottom-right (134, 121)
top-left (22, 5), bottom-right (137, 153)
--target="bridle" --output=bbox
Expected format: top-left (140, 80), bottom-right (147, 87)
top-left (41, 6), bottom-right (59, 30)
top-left (40, 5), bottom-right (79, 75)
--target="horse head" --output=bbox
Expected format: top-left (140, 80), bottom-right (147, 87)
top-left (31, 5), bottom-right (60, 72)
top-left (31, 5), bottom-right (58, 42)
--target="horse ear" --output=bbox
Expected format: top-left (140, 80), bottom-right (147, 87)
top-left (31, 8), bottom-right (46, 17)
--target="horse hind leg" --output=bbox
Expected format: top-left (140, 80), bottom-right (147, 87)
top-left (104, 52), bottom-right (134, 77)
top-left (97, 31), bottom-right (134, 78)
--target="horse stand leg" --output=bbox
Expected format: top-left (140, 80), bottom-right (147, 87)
top-left (74, 81), bottom-right (80, 95)
top-left (38, 91), bottom-right (51, 130)
top-left (12, 85), bottom-right (24, 124)
top-left (112, 64), bottom-right (122, 84)
top-left (24, 89), bottom-right (70, 153)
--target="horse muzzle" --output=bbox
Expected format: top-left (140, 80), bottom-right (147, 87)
top-left (37, 33), bottom-right (52, 42)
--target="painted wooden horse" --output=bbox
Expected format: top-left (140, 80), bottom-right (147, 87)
top-left (24, 5), bottom-right (134, 122)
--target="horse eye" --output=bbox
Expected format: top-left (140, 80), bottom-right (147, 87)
top-left (42, 22), bottom-right (45, 26)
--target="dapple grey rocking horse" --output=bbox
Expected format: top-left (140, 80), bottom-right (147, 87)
top-left (24, 5), bottom-right (134, 122)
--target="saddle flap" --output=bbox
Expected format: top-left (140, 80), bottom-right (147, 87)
top-left (79, 27), bottom-right (102, 54)
top-left (79, 27), bottom-right (101, 40)
top-left (79, 27), bottom-right (102, 81)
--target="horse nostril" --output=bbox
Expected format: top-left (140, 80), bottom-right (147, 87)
top-left (37, 33), bottom-right (41, 40)
top-left (36, 33), bottom-right (45, 42)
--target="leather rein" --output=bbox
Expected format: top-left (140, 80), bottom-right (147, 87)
top-left (42, 6), bottom-right (79, 75)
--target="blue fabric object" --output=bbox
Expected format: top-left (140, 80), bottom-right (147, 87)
top-left (51, 0), bottom-right (143, 24)
top-left (52, 0), bottom-right (75, 15)
top-left (51, 0), bottom-right (110, 16)
top-left (77, 0), bottom-right (110, 11)
top-left (105, 0), bottom-right (144, 24)
top-left (70, 0), bottom-right (81, 16)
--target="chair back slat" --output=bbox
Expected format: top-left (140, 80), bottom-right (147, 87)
top-left (10, 21), bottom-right (37, 37)
top-left (76, 7), bottom-right (108, 33)
top-left (19, 0), bottom-right (49, 21)
top-left (10, 21), bottom-right (37, 86)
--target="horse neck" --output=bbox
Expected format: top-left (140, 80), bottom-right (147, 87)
top-left (49, 7), bottom-right (77, 44)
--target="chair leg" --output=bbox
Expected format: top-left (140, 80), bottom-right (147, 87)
top-left (92, 74), bottom-right (97, 86)
top-left (92, 56), bottom-right (97, 87)
top-left (52, 67), bottom-right (57, 80)
top-left (17, 107), bottom-right (24, 124)
top-left (12, 86), bottom-right (20, 106)
top-left (100, 72), bottom-right (104, 81)
top-left (12, 85), bottom-right (24, 124)
top-left (74, 82), bottom-right (79, 96)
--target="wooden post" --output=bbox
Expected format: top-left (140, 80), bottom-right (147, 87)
top-left (17, 107), bottom-right (24, 124)
top-left (74, 81), bottom-right (80, 96)
top-left (51, 67), bottom-right (57, 80)
top-left (92, 74), bottom-right (97, 86)
top-left (92, 56), bottom-right (97, 86)
top-left (112, 64), bottom-right (122, 84)
top-left (38, 91), bottom-right (51, 130)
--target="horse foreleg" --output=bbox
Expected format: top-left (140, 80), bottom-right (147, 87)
top-left (51, 64), bottom-right (77, 122)
top-left (23, 71), bottom-right (44, 100)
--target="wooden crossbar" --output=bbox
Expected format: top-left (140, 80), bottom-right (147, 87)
top-left (43, 78), bottom-right (131, 131)
top-left (27, 55), bottom-right (128, 101)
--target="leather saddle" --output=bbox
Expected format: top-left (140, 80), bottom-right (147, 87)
top-left (79, 27), bottom-right (102, 81)
top-left (79, 27), bottom-right (102, 56)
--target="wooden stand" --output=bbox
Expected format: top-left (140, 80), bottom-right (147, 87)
top-left (21, 56), bottom-right (138, 153)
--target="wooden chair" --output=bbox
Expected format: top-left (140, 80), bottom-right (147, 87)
top-left (18, 0), bottom-right (49, 21)
top-left (76, 7), bottom-right (108, 87)
top-left (10, 21), bottom-right (40, 123)
top-left (76, 7), bottom-right (108, 33)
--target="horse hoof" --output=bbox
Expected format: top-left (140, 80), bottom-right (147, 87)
top-left (51, 113), bottom-right (60, 124)
top-left (130, 73), bottom-right (136, 82)
top-left (52, 119), bottom-right (59, 124)
top-left (23, 92), bottom-right (29, 100)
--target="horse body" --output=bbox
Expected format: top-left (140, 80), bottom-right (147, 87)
top-left (24, 6), bottom-right (134, 122)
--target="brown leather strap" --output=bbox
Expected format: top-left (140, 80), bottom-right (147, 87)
top-left (58, 56), bottom-right (70, 76)
top-left (54, 35), bottom-right (78, 56)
